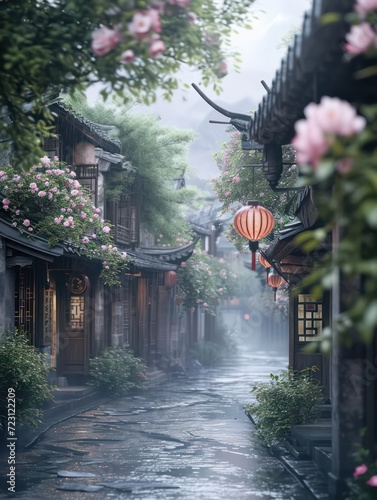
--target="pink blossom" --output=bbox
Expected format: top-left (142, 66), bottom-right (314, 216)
top-left (91, 233), bottom-right (97, 239)
top-left (13, 174), bottom-right (20, 182)
top-left (71, 189), bottom-right (79, 196)
top-left (244, 314), bottom-right (250, 320)
top-left (353, 464), bottom-right (368, 477)
top-left (292, 119), bottom-right (330, 167)
top-left (367, 475), bottom-right (377, 486)
top-left (38, 191), bottom-right (47, 197)
top-left (304, 97), bottom-right (366, 136)
top-left (180, 262), bottom-right (187, 268)
top-left (103, 226), bottom-right (111, 233)
top-left (54, 155), bottom-right (59, 161)
top-left (28, 227), bottom-right (33, 232)
top-left (40, 155), bottom-right (50, 165)
top-left (105, 265), bottom-right (110, 270)
top-left (336, 158), bottom-right (353, 174)
top-left (215, 60), bottom-right (228, 79)
top-left (93, 213), bottom-right (99, 218)
top-left (29, 182), bottom-right (37, 191)
top-left (2, 198), bottom-right (10, 208)
top-left (225, 191), bottom-right (231, 197)
top-left (82, 237), bottom-right (89, 244)
top-left (54, 217), bottom-right (61, 224)
top-left (121, 49), bottom-right (135, 64)
top-left (23, 219), bottom-right (30, 227)
top-left (232, 176), bottom-right (240, 183)
top-left (149, 38), bottom-right (166, 58)
top-left (168, 0), bottom-right (191, 6)
top-left (80, 212), bottom-right (87, 219)
top-left (345, 22), bottom-right (377, 54)
top-left (203, 302), bottom-right (209, 307)
top-left (355, 0), bottom-right (377, 16)
top-left (101, 245), bottom-right (107, 251)
top-left (129, 11), bottom-right (153, 40)
top-left (91, 25), bottom-right (122, 56)
top-left (149, 8), bottom-right (162, 32)
top-left (188, 11), bottom-right (197, 23)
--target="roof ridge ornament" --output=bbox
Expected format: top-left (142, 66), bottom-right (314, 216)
top-left (191, 83), bottom-right (253, 150)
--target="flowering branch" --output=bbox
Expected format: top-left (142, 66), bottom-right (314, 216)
top-left (0, 159), bottom-right (129, 286)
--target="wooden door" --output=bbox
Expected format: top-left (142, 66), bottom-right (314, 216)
top-left (59, 273), bottom-right (89, 377)
top-left (290, 291), bottom-right (331, 399)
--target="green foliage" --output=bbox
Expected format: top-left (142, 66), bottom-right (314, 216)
top-left (0, 0), bottom-right (256, 168)
top-left (0, 330), bottom-right (53, 427)
top-left (189, 341), bottom-right (224, 367)
top-left (212, 130), bottom-right (298, 251)
top-left (65, 95), bottom-right (208, 244)
top-left (245, 367), bottom-right (323, 446)
top-left (296, 104), bottom-right (377, 348)
top-left (0, 161), bottom-right (129, 286)
top-left (89, 347), bottom-right (147, 397)
top-left (177, 249), bottom-right (240, 314)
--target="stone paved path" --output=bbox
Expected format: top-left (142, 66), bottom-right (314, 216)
top-left (1, 350), bottom-right (313, 499)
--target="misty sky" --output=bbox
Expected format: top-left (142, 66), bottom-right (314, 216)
top-left (87, 1), bottom-right (309, 179)
top-left (143, 0), bottom-right (310, 179)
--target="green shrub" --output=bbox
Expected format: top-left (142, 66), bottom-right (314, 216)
top-left (189, 341), bottom-right (224, 367)
top-left (245, 367), bottom-right (323, 446)
top-left (0, 330), bottom-right (53, 427)
top-left (89, 347), bottom-right (147, 397)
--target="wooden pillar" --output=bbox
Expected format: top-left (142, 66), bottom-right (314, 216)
top-left (329, 226), bottom-right (365, 497)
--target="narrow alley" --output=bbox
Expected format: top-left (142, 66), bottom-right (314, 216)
top-left (1, 349), bottom-right (313, 500)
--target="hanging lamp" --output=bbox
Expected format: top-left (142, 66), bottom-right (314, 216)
top-left (258, 249), bottom-right (271, 280)
top-left (266, 268), bottom-right (283, 301)
top-left (233, 201), bottom-right (274, 270)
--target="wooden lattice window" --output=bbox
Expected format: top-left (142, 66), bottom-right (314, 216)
top-left (15, 268), bottom-right (35, 344)
top-left (297, 294), bottom-right (323, 342)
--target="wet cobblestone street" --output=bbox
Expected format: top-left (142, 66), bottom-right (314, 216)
top-left (1, 350), bottom-right (313, 499)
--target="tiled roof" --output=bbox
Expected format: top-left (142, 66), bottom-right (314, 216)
top-left (50, 99), bottom-right (121, 154)
top-left (139, 236), bottom-right (200, 265)
top-left (251, 0), bottom-right (358, 146)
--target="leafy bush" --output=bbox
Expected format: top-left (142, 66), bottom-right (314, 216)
top-left (89, 347), bottom-right (146, 397)
top-left (0, 331), bottom-right (53, 427)
top-left (189, 341), bottom-right (224, 367)
top-left (245, 367), bottom-right (323, 446)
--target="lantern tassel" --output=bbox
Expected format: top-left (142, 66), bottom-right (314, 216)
top-left (251, 251), bottom-right (256, 271)
top-left (248, 241), bottom-right (259, 272)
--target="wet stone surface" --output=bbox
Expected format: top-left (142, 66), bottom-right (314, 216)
top-left (0, 350), bottom-right (314, 499)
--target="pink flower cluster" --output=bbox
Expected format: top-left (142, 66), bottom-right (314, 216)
top-left (353, 463), bottom-right (377, 487)
top-left (345, 0), bottom-right (377, 54)
top-left (91, 1), bottom-right (196, 63)
top-left (292, 96), bottom-right (366, 167)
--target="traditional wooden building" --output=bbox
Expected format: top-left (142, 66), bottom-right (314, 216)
top-left (0, 101), bottom-right (197, 384)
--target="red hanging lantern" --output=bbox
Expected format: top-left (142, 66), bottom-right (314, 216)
top-left (258, 251), bottom-right (271, 280)
top-left (258, 252), bottom-right (271, 268)
top-left (233, 201), bottom-right (274, 270)
top-left (165, 271), bottom-right (178, 287)
top-left (267, 268), bottom-right (284, 301)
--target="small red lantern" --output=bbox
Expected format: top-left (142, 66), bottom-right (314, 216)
top-left (233, 201), bottom-right (274, 270)
top-left (258, 251), bottom-right (271, 280)
top-left (267, 268), bottom-right (284, 301)
top-left (165, 271), bottom-right (178, 287)
top-left (258, 252), bottom-right (271, 268)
